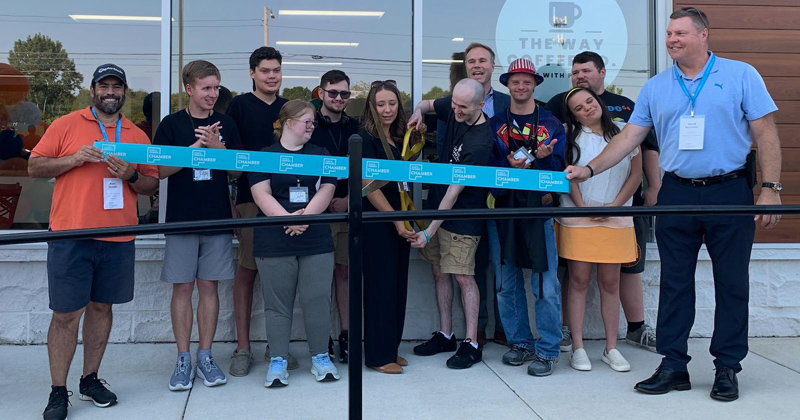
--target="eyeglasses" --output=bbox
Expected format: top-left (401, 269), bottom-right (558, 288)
top-left (292, 118), bottom-right (318, 129)
top-left (680, 7), bottom-right (709, 29)
top-left (371, 80), bottom-right (397, 89)
top-left (320, 87), bottom-right (351, 100)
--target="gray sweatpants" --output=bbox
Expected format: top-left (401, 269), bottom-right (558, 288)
top-left (256, 253), bottom-right (334, 358)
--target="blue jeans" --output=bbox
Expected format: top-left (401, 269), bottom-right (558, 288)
top-left (495, 219), bottom-right (562, 360)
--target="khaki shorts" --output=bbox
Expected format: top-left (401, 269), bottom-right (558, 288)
top-left (330, 222), bottom-right (349, 266)
top-left (236, 202), bottom-right (259, 271)
top-left (418, 227), bottom-right (480, 276)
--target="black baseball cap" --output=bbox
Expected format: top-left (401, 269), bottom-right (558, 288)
top-left (92, 64), bottom-right (128, 86)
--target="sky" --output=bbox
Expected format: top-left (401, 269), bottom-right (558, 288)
top-left (1, 0), bottom-right (652, 103)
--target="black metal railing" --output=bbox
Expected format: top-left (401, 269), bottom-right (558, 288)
top-left (1, 136), bottom-right (799, 420)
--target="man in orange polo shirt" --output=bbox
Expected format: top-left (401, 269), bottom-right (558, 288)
top-left (28, 64), bottom-right (159, 420)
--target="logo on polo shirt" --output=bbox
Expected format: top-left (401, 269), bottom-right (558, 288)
top-left (322, 157), bottom-right (346, 175)
top-left (279, 155), bottom-right (303, 172)
top-left (146, 146), bottom-right (171, 164)
top-left (495, 0), bottom-right (628, 89)
top-left (495, 169), bottom-right (520, 187)
top-left (235, 152), bottom-right (260, 170)
top-left (452, 166), bottom-right (476, 184)
top-left (409, 163), bottom-right (432, 181)
top-left (365, 161), bottom-right (390, 178)
top-left (191, 149), bottom-right (216, 167)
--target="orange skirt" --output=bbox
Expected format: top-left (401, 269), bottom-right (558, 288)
top-left (556, 222), bottom-right (637, 264)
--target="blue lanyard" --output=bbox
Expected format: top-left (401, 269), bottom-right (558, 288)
top-left (90, 107), bottom-right (122, 143)
top-left (674, 54), bottom-right (715, 117)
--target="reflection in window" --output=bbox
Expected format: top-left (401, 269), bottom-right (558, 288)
top-left (0, 2), bottom-right (161, 230)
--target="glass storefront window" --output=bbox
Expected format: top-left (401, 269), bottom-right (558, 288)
top-left (0, 1), bottom-right (162, 230)
top-left (170, 0), bottom-right (412, 114)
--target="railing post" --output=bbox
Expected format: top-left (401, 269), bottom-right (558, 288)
top-left (347, 134), bottom-right (363, 420)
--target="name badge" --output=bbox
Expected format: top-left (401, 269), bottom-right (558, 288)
top-left (398, 181), bottom-right (410, 192)
top-left (103, 178), bottom-right (124, 210)
top-left (289, 186), bottom-right (309, 203)
top-left (193, 168), bottom-right (212, 181)
top-left (679, 115), bottom-right (705, 150)
top-left (513, 147), bottom-right (535, 165)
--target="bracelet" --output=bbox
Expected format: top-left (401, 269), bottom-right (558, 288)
top-left (422, 230), bottom-right (430, 243)
top-left (586, 164), bottom-right (595, 178)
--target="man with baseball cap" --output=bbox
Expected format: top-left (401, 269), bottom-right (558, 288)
top-left (489, 58), bottom-right (566, 376)
top-left (29, 63), bottom-right (159, 420)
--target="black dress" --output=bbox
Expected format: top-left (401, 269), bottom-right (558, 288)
top-left (360, 129), bottom-right (411, 367)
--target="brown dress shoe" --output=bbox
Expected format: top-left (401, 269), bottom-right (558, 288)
top-left (370, 363), bottom-right (403, 374)
top-left (493, 330), bottom-right (508, 346)
top-left (477, 330), bottom-right (488, 347)
top-left (396, 356), bottom-right (408, 366)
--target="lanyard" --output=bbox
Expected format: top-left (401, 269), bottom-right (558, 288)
top-left (90, 107), bottom-right (121, 143)
top-left (674, 54), bottom-right (715, 117)
top-left (506, 105), bottom-right (540, 153)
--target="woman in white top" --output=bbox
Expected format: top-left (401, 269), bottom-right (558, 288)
top-left (557, 87), bottom-right (642, 373)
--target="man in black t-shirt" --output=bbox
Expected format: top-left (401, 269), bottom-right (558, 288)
top-left (154, 60), bottom-right (242, 391)
top-left (224, 47), bottom-right (294, 376)
top-left (308, 70), bottom-right (359, 364)
top-left (406, 78), bottom-right (493, 370)
top-left (544, 51), bottom-right (661, 354)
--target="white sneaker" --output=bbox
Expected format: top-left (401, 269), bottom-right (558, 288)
top-left (570, 348), bottom-right (592, 371)
top-left (601, 348), bottom-right (631, 372)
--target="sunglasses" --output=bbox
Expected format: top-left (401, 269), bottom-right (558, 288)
top-left (680, 7), bottom-right (709, 29)
top-left (291, 118), bottom-right (318, 129)
top-left (371, 80), bottom-right (397, 89)
top-left (320, 87), bottom-right (351, 100)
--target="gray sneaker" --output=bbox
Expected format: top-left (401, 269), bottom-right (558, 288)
top-left (264, 357), bottom-right (289, 388)
top-left (168, 356), bottom-right (194, 391)
top-left (311, 353), bottom-right (340, 382)
top-left (502, 346), bottom-right (537, 366)
top-left (559, 325), bottom-right (573, 352)
top-left (197, 354), bottom-right (227, 387)
top-left (626, 324), bottom-right (657, 353)
top-left (265, 345), bottom-right (299, 370)
top-left (229, 348), bottom-right (253, 377)
top-left (527, 355), bottom-right (554, 377)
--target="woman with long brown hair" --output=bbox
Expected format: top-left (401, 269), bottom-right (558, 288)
top-left (359, 80), bottom-right (414, 374)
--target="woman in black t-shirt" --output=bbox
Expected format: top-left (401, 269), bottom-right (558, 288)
top-left (360, 81), bottom-right (414, 374)
top-left (248, 100), bottom-right (339, 386)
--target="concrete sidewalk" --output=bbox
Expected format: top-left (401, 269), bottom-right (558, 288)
top-left (2, 338), bottom-right (798, 420)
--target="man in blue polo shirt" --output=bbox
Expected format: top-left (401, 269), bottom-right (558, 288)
top-left (566, 7), bottom-right (782, 401)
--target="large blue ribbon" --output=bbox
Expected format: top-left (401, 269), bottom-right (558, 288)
top-left (96, 142), bottom-right (570, 193)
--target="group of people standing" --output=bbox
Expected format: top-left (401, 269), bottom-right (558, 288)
top-left (32, 7), bottom-right (782, 420)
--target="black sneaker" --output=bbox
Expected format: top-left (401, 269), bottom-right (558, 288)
top-left (338, 331), bottom-right (349, 364)
top-left (79, 372), bottom-right (117, 408)
top-left (413, 332), bottom-right (457, 356)
top-left (43, 386), bottom-right (71, 420)
top-left (446, 339), bottom-right (483, 369)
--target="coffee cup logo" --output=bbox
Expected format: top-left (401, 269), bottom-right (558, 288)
top-left (550, 2), bottom-right (582, 28)
top-left (495, 0), bottom-right (628, 87)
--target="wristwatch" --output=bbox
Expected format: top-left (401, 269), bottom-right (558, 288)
top-left (126, 169), bottom-right (139, 184)
top-left (762, 182), bottom-right (782, 193)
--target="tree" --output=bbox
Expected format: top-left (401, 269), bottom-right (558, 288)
top-left (8, 33), bottom-right (83, 122)
top-left (605, 84), bottom-right (623, 95)
top-left (423, 86), bottom-right (449, 100)
top-left (281, 86), bottom-right (312, 101)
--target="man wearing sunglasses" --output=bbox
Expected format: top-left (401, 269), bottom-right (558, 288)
top-left (407, 78), bottom-right (494, 370)
top-left (308, 70), bottom-right (359, 364)
top-left (566, 7), bottom-right (782, 401)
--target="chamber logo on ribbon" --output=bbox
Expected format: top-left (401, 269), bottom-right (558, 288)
top-left (495, 169), bottom-right (520, 187)
top-left (365, 161), bottom-right (389, 178)
top-left (452, 166), bottom-right (476, 184)
top-left (279, 155), bottom-right (303, 172)
top-left (538, 172), bottom-right (562, 190)
top-left (191, 150), bottom-right (216, 167)
top-left (146, 147), bottom-right (171, 164)
top-left (322, 158), bottom-right (346, 175)
top-left (235, 152), bottom-right (259, 170)
top-left (100, 143), bottom-right (120, 160)
top-left (409, 163), bottom-right (432, 181)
